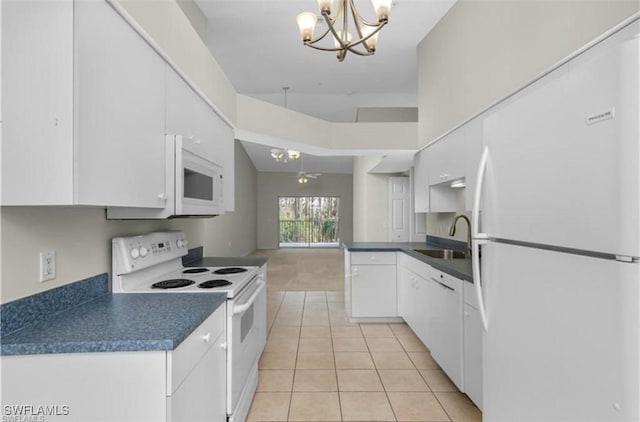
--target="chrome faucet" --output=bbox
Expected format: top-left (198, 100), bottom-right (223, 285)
top-left (449, 215), bottom-right (471, 257)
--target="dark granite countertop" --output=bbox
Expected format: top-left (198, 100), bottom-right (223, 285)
top-left (343, 241), bottom-right (473, 282)
top-left (1, 293), bottom-right (226, 356)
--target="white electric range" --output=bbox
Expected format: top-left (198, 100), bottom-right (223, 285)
top-left (112, 231), bottom-right (266, 422)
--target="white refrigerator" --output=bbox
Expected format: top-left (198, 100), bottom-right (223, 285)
top-left (472, 19), bottom-right (639, 422)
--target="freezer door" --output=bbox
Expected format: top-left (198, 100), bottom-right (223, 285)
top-left (481, 22), bottom-right (639, 257)
top-left (482, 242), bottom-right (639, 422)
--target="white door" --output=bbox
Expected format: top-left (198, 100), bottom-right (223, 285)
top-left (481, 24), bottom-right (638, 256)
top-left (481, 242), bottom-right (639, 422)
top-left (389, 177), bottom-right (410, 242)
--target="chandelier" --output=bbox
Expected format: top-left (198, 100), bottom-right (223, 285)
top-left (296, 0), bottom-right (392, 62)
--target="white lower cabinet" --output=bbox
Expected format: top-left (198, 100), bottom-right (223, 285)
top-left (0, 306), bottom-right (227, 422)
top-left (425, 268), bottom-right (463, 390)
top-left (169, 331), bottom-right (226, 421)
top-left (397, 253), bottom-right (430, 345)
top-left (463, 283), bottom-right (483, 410)
top-left (348, 252), bottom-right (398, 320)
top-left (399, 254), bottom-right (481, 405)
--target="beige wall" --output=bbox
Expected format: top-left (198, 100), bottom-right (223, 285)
top-left (236, 95), bottom-right (419, 151)
top-left (256, 173), bottom-right (353, 250)
top-left (352, 156), bottom-right (396, 242)
top-left (418, 0), bottom-right (639, 146)
top-left (202, 141), bottom-right (258, 256)
top-left (0, 142), bottom-right (257, 303)
top-left (0, 209), bottom-right (198, 302)
top-left (116, 0), bottom-right (237, 123)
top-left (356, 107), bottom-right (418, 123)
top-left (176, 0), bottom-right (206, 42)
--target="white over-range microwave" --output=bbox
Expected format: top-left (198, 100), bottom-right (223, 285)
top-left (107, 135), bottom-right (224, 219)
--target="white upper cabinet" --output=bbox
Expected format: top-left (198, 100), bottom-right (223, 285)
top-left (2, 0), bottom-right (235, 212)
top-left (165, 65), bottom-right (234, 212)
top-left (2, 0), bottom-right (75, 205)
top-left (194, 99), bottom-right (235, 212)
top-left (166, 68), bottom-right (197, 140)
top-left (413, 149), bottom-right (430, 213)
top-left (2, 0), bottom-right (166, 208)
top-left (422, 116), bottom-right (482, 212)
top-left (74, 0), bottom-right (167, 208)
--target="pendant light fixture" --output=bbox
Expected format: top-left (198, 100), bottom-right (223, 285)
top-left (296, 0), bottom-right (392, 62)
top-left (270, 87), bottom-right (301, 163)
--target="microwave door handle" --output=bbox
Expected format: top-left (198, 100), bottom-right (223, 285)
top-left (232, 278), bottom-right (265, 315)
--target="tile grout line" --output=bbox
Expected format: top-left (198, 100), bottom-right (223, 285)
top-left (325, 294), bottom-right (344, 422)
top-left (389, 323), bottom-right (455, 422)
top-left (263, 289), bottom-right (459, 421)
top-left (373, 323), bottom-right (400, 422)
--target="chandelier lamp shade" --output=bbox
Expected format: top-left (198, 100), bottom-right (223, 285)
top-left (296, 0), bottom-right (392, 62)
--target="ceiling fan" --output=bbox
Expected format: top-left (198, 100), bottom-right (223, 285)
top-left (297, 155), bottom-right (322, 184)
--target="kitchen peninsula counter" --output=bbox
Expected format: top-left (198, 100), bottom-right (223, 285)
top-left (344, 241), bottom-right (473, 282)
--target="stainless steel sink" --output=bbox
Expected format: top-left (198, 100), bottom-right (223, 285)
top-left (413, 249), bottom-right (467, 259)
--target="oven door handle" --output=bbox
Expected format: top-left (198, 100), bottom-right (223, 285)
top-left (232, 279), bottom-right (265, 315)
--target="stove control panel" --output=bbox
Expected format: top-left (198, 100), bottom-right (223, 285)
top-left (112, 231), bottom-right (188, 274)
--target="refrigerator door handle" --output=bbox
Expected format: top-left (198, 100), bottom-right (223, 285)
top-left (472, 146), bottom-right (489, 240)
top-left (472, 145), bottom-right (490, 331)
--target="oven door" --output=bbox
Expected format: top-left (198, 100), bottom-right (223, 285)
top-left (175, 136), bottom-right (224, 216)
top-left (227, 274), bottom-right (266, 415)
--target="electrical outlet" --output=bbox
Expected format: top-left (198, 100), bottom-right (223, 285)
top-left (39, 251), bottom-right (56, 282)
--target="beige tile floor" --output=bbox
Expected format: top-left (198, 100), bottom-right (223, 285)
top-left (248, 249), bottom-right (482, 422)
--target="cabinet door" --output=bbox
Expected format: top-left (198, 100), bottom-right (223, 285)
top-left (351, 265), bottom-right (397, 317)
top-left (169, 333), bottom-right (226, 422)
top-left (410, 272), bottom-right (430, 346)
top-left (166, 67), bottom-right (196, 138)
top-left (1, 351), bottom-right (167, 422)
top-left (463, 303), bottom-right (483, 410)
top-left (74, 0), bottom-right (166, 208)
top-left (1, 0), bottom-right (75, 205)
top-left (413, 149), bottom-right (429, 213)
top-left (195, 103), bottom-right (235, 211)
top-left (397, 266), bottom-right (411, 320)
top-left (424, 118), bottom-right (482, 212)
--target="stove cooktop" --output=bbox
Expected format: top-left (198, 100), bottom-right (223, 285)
top-left (115, 264), bottom-right (258, 298)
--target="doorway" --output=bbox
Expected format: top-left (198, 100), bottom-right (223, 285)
top-left (278, 197), bottom-right (340, 248)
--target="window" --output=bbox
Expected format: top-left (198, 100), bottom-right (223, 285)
top-left (278, 197), bottom-right (340, 248)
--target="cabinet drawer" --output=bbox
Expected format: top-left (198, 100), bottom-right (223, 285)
top-left (351, 252), bottom-right (397, 265)
top-left (167, 304), bottom-right (226, 394)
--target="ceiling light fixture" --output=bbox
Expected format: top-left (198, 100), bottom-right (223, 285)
top-left (297, 154), bottom-right (322, 183)
top-left (270, 148), bottom-right (301, 163)
top-left (296, 0), bottom-right (392, 62)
